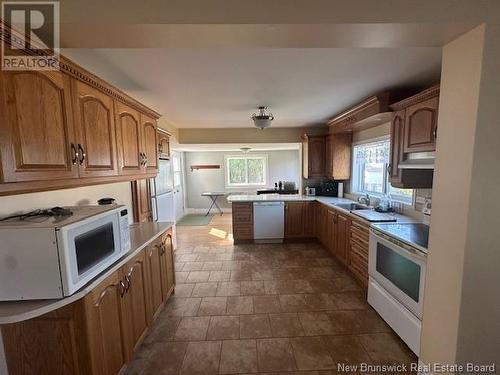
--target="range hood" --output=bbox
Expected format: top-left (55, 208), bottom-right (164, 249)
top-left (398, 152), bottom-right (435, 170)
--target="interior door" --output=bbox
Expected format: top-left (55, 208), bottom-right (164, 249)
top-left (172, 151), bottom-right (185, 220)
top-left (115, 101), bottom-right (143, 175)
top-left (0, 70), bottom-right (78, 182)
top-left (140, 113), bottom-right (158, 173)
top-left (72, 80), bottom-right (118, 177)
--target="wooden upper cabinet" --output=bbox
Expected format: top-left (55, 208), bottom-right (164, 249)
top-left (72, 80), bottom-right (118, 177)
top-left (0, 70), bottom-right (78, 183)
top-left (132, 179), bottom-right (152, 223)
top-left (325, 135), bottom-right (333, 179)
top-left (158, 130), bottom-right (170, 159)
top-left (83, 271), bottom-right (128, 375)
top-left (115, 101), bottom-right (142, 175)
top-left (331, 133), bottom-right (352, 180)
top-left (121, 251), bottom-right (149, 359)
top-left (302, 135), bottom-right (325, 179)
top-left (403, 96), bottom-right (439, 153)
top-left (390, 110), bottom-right (405, 186)
top-left (140, 114), bottom-right (158, 173)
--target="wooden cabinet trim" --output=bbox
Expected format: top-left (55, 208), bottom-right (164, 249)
top-left (0, 21), bottom-right (160, 120)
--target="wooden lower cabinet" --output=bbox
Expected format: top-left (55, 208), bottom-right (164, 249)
top-left (315, 203), bottom-right (367, 288)
top-left (159, 231), bottom-right (176, 301)
top-left (145, 241), bottom-right (164, 322)
top-left (121, 251), bottom-right (150, 359)
top-left (83, 271), bottom-right (129, 375)
top-left (284, 201), bottom-right (315, 238)
top-left (232, 203), bottom-right (254, 242)
top-left (348, 219), bottom-right (370, 288)
top-left (335, 213), bottom-right (350, 266)
top-left (1, 231), bottom-right (175, 375)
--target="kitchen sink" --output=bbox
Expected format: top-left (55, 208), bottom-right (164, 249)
top-left (334, 203), bottom-right (371, 211)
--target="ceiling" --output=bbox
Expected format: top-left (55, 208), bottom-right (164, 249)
top-left (63, 47), bottom-right (442, 128)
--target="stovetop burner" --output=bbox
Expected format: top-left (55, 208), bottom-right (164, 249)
top-left (372, 222), bottom-right (430, 251)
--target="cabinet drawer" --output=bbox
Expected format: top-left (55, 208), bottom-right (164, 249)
top-left (350, 240), bottom-right (369, 261)
top-left (350, 220), bottom-right (369, 237)
top-left (350, 232), bottom-right (369, 251)
top-left (233, 211), bottom-right (253, 223)
top-left (233, 203), bottom-right (253, 211)
top-left (233, 226), bottom-right (253, 240)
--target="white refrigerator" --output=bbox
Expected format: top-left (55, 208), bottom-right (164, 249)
top-left (151, 159), bottom-right (175, 223)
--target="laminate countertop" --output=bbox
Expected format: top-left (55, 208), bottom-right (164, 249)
top-left (0, 221), bottom-right (174, 324)
top-left (227, 194), bottom-right (417, 224)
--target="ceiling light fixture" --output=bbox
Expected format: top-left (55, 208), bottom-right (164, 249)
top-left (252, 106), bottom-right (274, 130)
top-left (240, 147), bottom-right (251, 153)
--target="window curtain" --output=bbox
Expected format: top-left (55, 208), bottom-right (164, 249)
top-left (355, 140), bottom-right (389, 164)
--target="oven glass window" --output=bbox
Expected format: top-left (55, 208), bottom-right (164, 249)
top-left (376, 243), bottom-right (421, 302)
top-left (75, 223), bottom-right (115, 275)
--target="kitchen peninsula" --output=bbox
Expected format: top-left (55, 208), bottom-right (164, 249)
top-left (0, 222), bottom-right (175, 375)
top-left (228, 194), bottom-right (415, 288)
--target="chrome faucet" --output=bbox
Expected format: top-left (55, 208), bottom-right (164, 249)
top-left (358, 193), bottom-right (371, 206)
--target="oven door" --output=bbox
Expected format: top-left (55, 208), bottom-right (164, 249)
top-left (369, 230), bottom-right (426, 319)
top-left (57, 211), bottom-right (123, 296)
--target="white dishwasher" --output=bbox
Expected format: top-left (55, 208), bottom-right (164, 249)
top-left (253, 201), bottom-right (285, 243)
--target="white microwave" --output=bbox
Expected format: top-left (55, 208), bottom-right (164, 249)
top-left (0, 205), bottom-right (130, 301)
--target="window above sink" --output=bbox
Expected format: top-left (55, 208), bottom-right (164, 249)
top-left (352, 138), bottom-right (414, 204)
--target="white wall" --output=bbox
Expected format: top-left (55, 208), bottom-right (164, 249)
top-left (184, 150), bottom-right (300, 210)
top-left (420, 24), bottom-right (494, 367)
top-left (0, 182), bottom-right (134, 222)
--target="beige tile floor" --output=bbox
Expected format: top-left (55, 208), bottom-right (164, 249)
top-left (126, 215), bottom-right (417, 375)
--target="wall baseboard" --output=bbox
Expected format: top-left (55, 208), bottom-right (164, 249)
top-left (186, 208), bottom-right (233, 214)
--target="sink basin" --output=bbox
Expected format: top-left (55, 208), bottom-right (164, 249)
top-left (334, 203), bottom-right (371, 211)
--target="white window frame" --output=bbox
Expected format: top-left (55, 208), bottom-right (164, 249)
top-left (224, 154), bottom-right (268, 188)
top-left (351, 137), bottom-right (414, 205)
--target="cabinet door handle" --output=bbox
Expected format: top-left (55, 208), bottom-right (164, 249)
top-left (70, 143), bottom-right (78, 165)
top-left (119, 280), bottom-right (126, 297)
top-left (433, 128), bottom-right (438, 140)
top-left (387, 164), bottom-right (392, 175)
top-left (143, 153), bottom-right (148, 167)
top-left (77, 144), bottom-right (86, 165)
top-left (124, 275), bottom-right (131, 292)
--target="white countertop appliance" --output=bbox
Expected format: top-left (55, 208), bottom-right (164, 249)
top-left (367, 223), bottom-right (429, 355)
top-left (0, 205), bottom-right (130, 301)
top-left (253, 201), bottom-right (284, 243)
